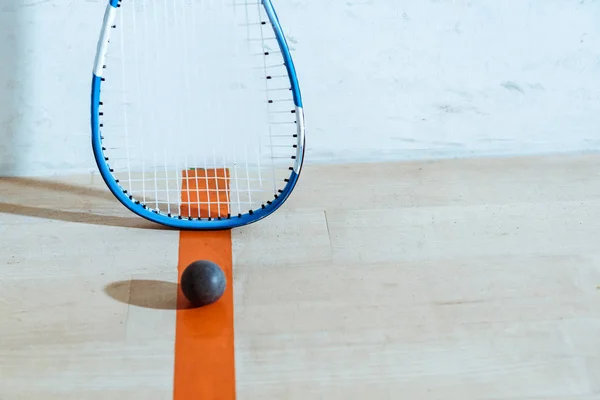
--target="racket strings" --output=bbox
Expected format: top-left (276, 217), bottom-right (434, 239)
top-left (99, 0), bottom-right (298, 220)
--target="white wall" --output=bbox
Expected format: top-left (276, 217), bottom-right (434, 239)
top-left (1, 0), bottom-right (599, 177)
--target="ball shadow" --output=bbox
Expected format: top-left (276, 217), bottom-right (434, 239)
top-left (105, 279), bottom-right (232, 338)
top-left (105, 279), bottom-right (181, 310)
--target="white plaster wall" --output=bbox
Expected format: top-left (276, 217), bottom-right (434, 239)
top-left (1, 0), bottom-right (599, 177)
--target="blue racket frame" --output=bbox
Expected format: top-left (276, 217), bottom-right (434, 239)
top-left (90, 0), bottom-right (305, 230)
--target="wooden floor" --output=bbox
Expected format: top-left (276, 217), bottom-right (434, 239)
top-left (1, 153), bottom-right (600, 399)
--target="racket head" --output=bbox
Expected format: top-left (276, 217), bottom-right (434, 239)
top-left (90, 0), bottom-right (305, 230)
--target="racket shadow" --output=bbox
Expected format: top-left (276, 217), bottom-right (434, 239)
top-left (0, 177), bottom-right (169, 230)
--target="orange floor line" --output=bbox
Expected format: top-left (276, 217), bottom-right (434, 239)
top-left (173, 168), bottom-right (236, 400)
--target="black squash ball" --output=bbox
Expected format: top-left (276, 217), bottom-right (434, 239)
top-left (180, 260), bottom-right (226, 307)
